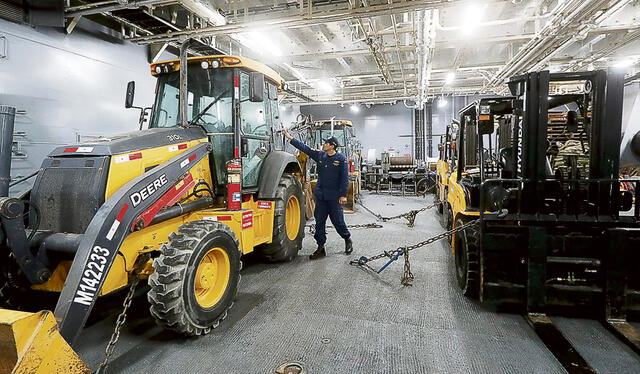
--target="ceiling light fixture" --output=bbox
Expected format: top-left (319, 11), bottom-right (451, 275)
top-left (613, 58), bottom-right (637, 68)
top-left (350, 104), bottom-right (360, 113)
top-left (232, 32), bottom-right (282, 57)
top-left (316, 80), bottom-right (334, 93)
top-left (461, 4), bottom-right (487, 36)
top-left (445, 72), bottom-right (455, 85)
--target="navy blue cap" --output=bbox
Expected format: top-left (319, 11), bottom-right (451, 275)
top-left (324, 136), bottom-right (340, 148)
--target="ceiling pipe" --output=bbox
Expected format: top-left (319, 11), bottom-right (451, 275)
top-left (66, 0), bottom-right (176, 17)
top-left (487, 0), bottom-right (623, 88)
top-left (127, 0), bottom-right (460, 44)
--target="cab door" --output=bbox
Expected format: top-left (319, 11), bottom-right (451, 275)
top-left (238, 71), bottom-right (270, 189)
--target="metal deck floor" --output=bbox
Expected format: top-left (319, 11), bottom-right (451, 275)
top-left (76, 192), bottom-right (640, 374)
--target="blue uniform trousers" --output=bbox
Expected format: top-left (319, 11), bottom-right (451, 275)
top-left (313, 197), bottom-right (351, 246)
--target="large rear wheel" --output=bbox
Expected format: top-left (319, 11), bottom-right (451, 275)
top-left (257, 174), bottom-right (305, 262)
top-left (453, 219), bottom-right (480, 299)
top-left (148, 221), bottom-right (241, 335)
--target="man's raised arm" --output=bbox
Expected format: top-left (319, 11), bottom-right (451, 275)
top-left (282, 128), bottom-right (321, 162)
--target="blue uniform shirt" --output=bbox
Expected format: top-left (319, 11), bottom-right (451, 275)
top-left (290, 138), bottom-right (349, 201)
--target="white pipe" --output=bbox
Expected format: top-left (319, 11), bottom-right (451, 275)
top-left (129, 0), bottom-right (454, 43)
top-left (435, 13), bottom-right (551, 31)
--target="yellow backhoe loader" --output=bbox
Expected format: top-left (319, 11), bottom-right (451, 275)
top-left (0, 40), bottom-right (306, 373)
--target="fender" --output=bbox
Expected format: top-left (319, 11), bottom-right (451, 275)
top-left (257, 150), bottom-right (302, 199)
top-left (53, 142), bottom-right (212, 345)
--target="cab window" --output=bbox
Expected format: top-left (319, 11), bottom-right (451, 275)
top-left (240, 72), bottom-right (269, 137)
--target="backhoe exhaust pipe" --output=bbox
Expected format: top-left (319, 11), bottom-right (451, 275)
top-left (179, 39), bottom-right (193, 128)
top-left (0, 106), bottom-right (16, 197)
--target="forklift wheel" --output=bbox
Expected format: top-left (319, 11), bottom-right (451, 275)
top-left (148, 221), bottom-right (241, 336)
top-left (453, 219), bottom-right (480, 299)
top-left (257, 174), bottom-right (306, 262)
top-left (435, 192), bottom-right (444, 215)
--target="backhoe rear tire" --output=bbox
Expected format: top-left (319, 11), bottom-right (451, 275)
top-left (454, 219), bottom-right (480, 299)
top-left (257, 173), bottom-right (305, 262)
top-left (148, 221), bottom-right (241, 336)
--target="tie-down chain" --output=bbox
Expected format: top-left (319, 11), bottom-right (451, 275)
top-left (349, 219), bottom-right (480, 286)
top-left (357, 200), bottom-right (443, 227)
top-left (306, 222), bottom-right (383, 234)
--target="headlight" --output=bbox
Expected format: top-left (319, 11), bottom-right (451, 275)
top-left (154, 66), bottom-right (162, 74)
top-left (211, 60), bottom-right (220, 68)
top-left (480, 105), bottom-right (490, 115)
top-left (201, 61), bottom-right (210, 69)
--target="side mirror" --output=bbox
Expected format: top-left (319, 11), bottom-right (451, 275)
top-left (125, 81), bottom-right (135, 108)
top-left (249, 72), bottom-right (264, 102)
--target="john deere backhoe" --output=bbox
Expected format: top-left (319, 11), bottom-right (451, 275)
top-left (0, 40), bottom-right (306, 373)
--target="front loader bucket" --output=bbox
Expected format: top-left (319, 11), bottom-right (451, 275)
top-left (0, 309), bottom-right (89, 374)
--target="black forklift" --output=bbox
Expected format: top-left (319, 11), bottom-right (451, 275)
top-left (451, 70), bottom-right (640, 373)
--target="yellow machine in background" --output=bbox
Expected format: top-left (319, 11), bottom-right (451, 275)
top-left (435, 119), bottom-right (458, 230)
top-left (308, 119), bottom-right (362, 212)
top-left (0, 42), bottom-right (305, 373)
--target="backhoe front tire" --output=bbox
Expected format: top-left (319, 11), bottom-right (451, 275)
top-left (257, 174), bottom-right (305, 262)
top-left (148, 221), bottom-right (241, 336)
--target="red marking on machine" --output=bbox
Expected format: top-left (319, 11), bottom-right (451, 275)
top-left (180, 153), bottom-right (198, 168)
top-left (115, 152), bottom-right (143, 164)
top-left (131, 174), bottom-right (195, 231)
top-left (106, 203), bottom-right (129, 240)
top-left (242, 211), bottom-right (253, 229)
top-left (168, 143), bottom-right (188, 152)
top-left (257, 201), bottom-right (273, 209)
top-left (64, 146), bottom-right (94, 153)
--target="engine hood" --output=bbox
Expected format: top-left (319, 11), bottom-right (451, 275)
top-left (49, 126), bottom-right (207, 157)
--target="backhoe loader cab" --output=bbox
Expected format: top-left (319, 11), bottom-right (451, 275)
top-left (0, 48), bottom-right (306, 373)
top-left (445, 71), bottom-right (640, 335)
top-left (308, 119), bottom-right (362, 212)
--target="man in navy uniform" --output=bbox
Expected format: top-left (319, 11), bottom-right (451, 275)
top-left (283, 128), bottom-right (353, 259)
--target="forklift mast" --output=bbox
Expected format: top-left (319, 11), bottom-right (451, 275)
top-left (507, 70), bottom-right (625, 215)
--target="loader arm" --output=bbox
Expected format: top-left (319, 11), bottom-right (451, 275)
top-left (53, 142), bottom-right (212, 345)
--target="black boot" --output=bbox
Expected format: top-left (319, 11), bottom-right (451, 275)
top-left (345, 238), bottom-right (353, 255)
top-left (309, 245), bottom-right (326, 260)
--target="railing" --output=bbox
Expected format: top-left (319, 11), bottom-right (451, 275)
top-left (478, 177), bottom-right (640, 221)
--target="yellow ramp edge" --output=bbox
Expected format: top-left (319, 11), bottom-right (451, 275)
top-left (0, 309), bottom-right (90, 374)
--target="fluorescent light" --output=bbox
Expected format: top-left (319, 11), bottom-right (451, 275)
top-left (613, 58), bottom-right (637, 68)
top-left (232, 32), bottom-right (282, 57)
top-left (350, 104), bottom-right (360, 113)
top-left (461, 4), bottom-right (487, 36)
top-left (316, 80), bottom-right (334, 93)
top-left (193, 2), bottom-right (226, 26)
top-left (445, 72), bottom-right (455, 85)
top-left (438, 98), bottom-right (448, 108)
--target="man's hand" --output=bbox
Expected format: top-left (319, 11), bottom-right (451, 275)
top-left (281, 126), bottom-right (293, 140)
top-left (339, 197), bottom-right (347, 205)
